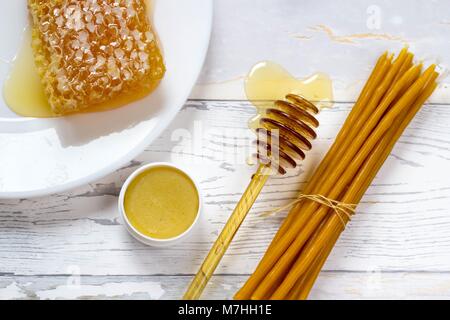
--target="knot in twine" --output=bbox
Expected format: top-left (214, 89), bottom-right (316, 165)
top-left (262, 194), bottom-right (357, 228)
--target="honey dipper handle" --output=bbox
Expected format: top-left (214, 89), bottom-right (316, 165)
top-left (183, 165), bottom-right (271, 300)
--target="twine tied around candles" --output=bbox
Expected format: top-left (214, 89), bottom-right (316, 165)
top-left (262, 194), bottom-right (357, 228)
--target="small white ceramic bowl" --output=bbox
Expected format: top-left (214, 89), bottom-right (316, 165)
top-left (118, 162), bottom-right (201, 247)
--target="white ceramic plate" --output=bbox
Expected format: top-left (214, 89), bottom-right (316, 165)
top-left (0, 0), bottom-right (213, 199)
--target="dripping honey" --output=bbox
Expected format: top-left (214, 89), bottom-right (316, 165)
top-left (245, 61), bottom-right (333, 109)
top-left (244, 61), bottom-right (333, 130)
top-left (3, 31), bottom-right (52, 117)
top-left (244, 61), bottom-right (333, 171)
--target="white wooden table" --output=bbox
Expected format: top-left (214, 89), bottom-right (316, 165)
top-left (2, 0), bottom-right (450, 299)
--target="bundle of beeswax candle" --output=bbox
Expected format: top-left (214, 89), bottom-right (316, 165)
top-left (235, 48), bottom-right (439, 300)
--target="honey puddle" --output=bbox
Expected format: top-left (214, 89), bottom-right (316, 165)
top-left (245, 61), bottom-right (333, 109)
top-left (3, 30), bottom-right (52, 117)
top-left (244, 61), bottom-right (333, 168)
top-left (3, 0), bottom-right (157, 118)
top-left (245, 61), bottom-right (333, 130)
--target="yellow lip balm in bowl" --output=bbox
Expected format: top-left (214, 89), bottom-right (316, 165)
top-left (118, 162), bottom-right (201, 247)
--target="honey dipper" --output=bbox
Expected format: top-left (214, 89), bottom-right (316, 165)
top-left (183, 94), bottom-right (319, 300)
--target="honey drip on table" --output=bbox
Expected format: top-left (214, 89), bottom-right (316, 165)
top-left (3, 31), bottom-right (51, 117)
top-left (244, 61), bottom-right (333, 166)
top-left (245, 61), bottom-right (333, 129)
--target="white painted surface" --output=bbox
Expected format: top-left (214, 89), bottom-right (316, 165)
top-left (1, 0), bottom-right (450, 299)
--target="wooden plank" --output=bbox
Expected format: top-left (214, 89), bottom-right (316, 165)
top-left (2, 0), bottom-right (450, 300)
top-left (192, 0), bottom-right (450, 102)
top-left (2, 272), bottom-right (450, 299)
top-left (0, 100), bottom-right (449, 276)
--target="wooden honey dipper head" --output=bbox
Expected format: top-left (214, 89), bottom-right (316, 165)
top-left (254, 94), bottom-right (319, 174)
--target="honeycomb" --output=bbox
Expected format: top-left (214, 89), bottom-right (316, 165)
top-left (28, 0), bottom-right (165, 114)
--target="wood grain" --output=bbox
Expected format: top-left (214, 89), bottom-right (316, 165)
top-left (1, 99), bottom-right (450, 299)
top-left (2, 0), bottom-right (450, 299)
top-left (2, 272), bottom-right (450, 300)
top-left (192, 0), bottom-right (450, 103)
